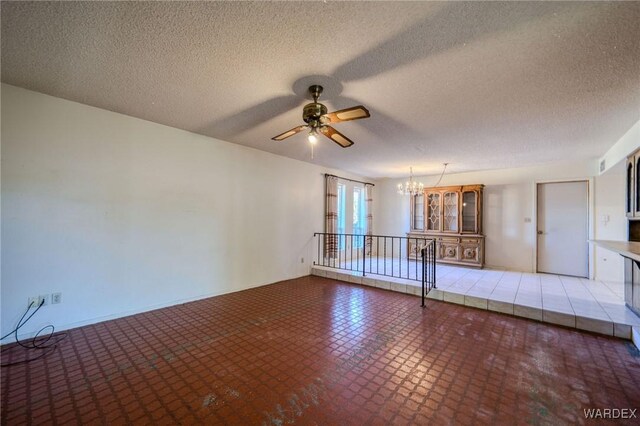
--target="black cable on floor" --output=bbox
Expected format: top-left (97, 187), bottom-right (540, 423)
top-left (0, 300), bottom-right (68, 367)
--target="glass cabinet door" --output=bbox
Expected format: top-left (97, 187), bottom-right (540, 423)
top-left (412, 193), bottom-right (424, 230)
top-left (461, 191), bottom-right (477, 233)
top-left (426, 193), bottom-right (441, 231)
top-left (443, 192), bottom-right (458, 232)
top-left (627, 159), bottom-right (634, 216)
top-left (635, 156), bottom-right (640, 216)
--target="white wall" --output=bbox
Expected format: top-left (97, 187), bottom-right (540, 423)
top-left (599, 120), bottom-right (640, 175)
top-left (594, 160), bottom-right (626, 282)
top-left (376, 161), bottom-right (614, 274)
top-left (1, 84), bottom-right (370, 338)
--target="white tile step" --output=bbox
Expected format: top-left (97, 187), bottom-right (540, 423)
top-left (311, 265), bottom-right (639, 340)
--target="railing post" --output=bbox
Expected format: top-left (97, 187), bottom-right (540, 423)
top-left (362, 239), bottom-right (366, 277)
top-left (432, 240), bottom-right (437, 289)
top-left (421, 246), bottom-right (425, 307)
top-left (313, 233), bottom-right (318, 266)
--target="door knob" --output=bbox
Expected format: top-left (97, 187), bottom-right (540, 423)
top-left (537, 230), bottom-right (544, 235)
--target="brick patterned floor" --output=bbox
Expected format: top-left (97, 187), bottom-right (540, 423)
top-left (2, 275), bottom-right (640, 425)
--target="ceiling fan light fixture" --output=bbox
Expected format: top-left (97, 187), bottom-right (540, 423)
top-left (271, 84), bottom-right (369, 148)
top-left (308, 128), bottom-right (319, 144)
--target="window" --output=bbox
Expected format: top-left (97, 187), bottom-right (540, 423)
top-left (334, 182), bottom-right (367, 251)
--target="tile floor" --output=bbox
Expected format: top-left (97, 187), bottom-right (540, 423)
top-left (312, 259), bottom-right (640, 339)
top-left (2, 275), bottom-right (640, 424)
top-left (318, 256), bottom-right (426, 281)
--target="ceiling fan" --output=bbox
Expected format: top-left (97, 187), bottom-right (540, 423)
top-left (271, 85), bottom-right (370, 148)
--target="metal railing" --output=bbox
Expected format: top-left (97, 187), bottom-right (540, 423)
top-left (313, 233), bottom-right (437, 303)
top-left (421, 239), bottom-right (437, 307)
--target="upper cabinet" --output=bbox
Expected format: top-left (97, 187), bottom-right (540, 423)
top-left (627, 157), bottom-right (634, 218)
top-left (442, 191), bottom-right (459, 232)
top-left (462, 190), bottom-right (479, 233)
top-left (412, 193), bottom-right (425, 231)
top-left (426, 192), bottom-right (441, 231)
top-left (635, 155), bottom-right (640, 217)
top-left (410, 185), bottom-right (484, 234)
top-left (625, 150), bottom-right (640, 219)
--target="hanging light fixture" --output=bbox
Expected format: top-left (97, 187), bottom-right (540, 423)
top-left (307, 128), bottom-right (319, 159)
top-left (307, 128), bottom-right (319, 145)
top-left (397, 167), bottom-right (424, 195)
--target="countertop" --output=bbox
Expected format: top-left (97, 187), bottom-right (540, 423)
top-left (591, 240), bottom-right (640, 263)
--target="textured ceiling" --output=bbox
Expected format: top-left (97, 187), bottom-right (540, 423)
top-left (2, 1), bottom-right (639, 178)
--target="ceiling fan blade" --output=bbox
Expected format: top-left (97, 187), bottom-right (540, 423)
top-left (320, 106), bottom-right (370, 124)
top-left (319, 126), bottom-right (355, 148)
top-left (271, 125), bottom-right (308, 141)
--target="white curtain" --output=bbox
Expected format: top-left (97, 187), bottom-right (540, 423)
top-left (325, 175), bottom-right (338, 258)
top-left (365, 184), bottom-right (373, 255)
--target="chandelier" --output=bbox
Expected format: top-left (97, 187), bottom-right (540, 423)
top-left (397, 167), bottom-right (424, 195)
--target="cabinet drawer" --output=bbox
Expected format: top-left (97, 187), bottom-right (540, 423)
top-left (460, 237), bottom-right (481, 244)
top-left (438, 237), bottom-right (460, 243)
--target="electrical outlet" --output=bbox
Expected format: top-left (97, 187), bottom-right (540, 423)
top-left (301, 257), bottom-right (305, 263)
top-left (27, 294), bottom-right (50, 307)
top-left (51, 292), bottom-right (62, 304)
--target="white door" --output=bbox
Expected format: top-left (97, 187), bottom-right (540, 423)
top-left (537, 181), bottom-right (589, 277)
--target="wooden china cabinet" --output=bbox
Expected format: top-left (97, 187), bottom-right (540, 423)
top-left (407, 184), bottom-right (485, 268)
